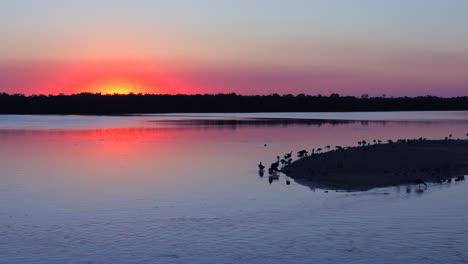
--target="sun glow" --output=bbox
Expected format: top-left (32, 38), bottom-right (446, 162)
top-left (87, 80), bottom-right (150, 95)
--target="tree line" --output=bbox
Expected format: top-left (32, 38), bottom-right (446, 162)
top-left (0, 93), bottom-right (467, 115)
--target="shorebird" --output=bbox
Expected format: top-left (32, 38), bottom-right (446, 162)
top-left (269, 161), bottom-right (280, 174)
top-left (297, 150), bottom-right (309, 158)
top-left (455, 175), bottom-right (466, 182)
top-left (258, 162), bottom-right (265, 171)
top-left (413, 179), bottom-right (427, 189)
top-left (280, 159), bottom-right (286, 165)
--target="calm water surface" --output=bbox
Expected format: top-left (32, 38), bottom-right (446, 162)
top-left (1, 112), bottom-right (468, 264)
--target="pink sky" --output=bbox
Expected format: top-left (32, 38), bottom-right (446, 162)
top-left (0, 59), bottom-right (467, 96)
top-left (1, 1), bottom-right (468, 96)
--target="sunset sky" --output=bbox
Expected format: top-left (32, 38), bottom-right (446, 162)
top-left (1, 0), bottom-right (468, 96)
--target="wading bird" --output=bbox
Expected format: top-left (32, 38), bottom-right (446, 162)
top-left (297, 150), bottom-right (309, 158)
top-left (258, 162), bottom-right (265, 171)
top-left (413, 179), bottom-right (427, 189)
top-left (455, 175), bottom-right (466, 182)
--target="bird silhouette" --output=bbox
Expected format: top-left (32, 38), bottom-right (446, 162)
top-left (413, 179), bottom-right (427, 189)
top-left (258, 162), bottom-right (265, 171)
top-left (297, 150), bottom-right (309, 158)
top-left (455, 175), bottom-right (466, 182)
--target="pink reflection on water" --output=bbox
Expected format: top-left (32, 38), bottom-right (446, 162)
top-left (1, 120), bottom-right (466, 186)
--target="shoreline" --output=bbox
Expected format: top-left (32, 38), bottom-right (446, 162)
top-left (281, 139), bottom-right (468, 190)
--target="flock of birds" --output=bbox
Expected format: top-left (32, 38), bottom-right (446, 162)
top-left (258, 134), bottom-right (468, 188)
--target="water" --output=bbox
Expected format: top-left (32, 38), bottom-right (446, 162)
top-left (1, 112), bottom-right (468, 264)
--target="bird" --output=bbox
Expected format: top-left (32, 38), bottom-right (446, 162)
top-left (258, 162), bottom-right (265, 171)
top-left (297, 150), bottom-right (309, 158)
top-left (269, 161), bottom-right (280, 173)
top-left (413, 179), bottom-right (427, 189)
top-left (455, 175), bottom-right (466, 182)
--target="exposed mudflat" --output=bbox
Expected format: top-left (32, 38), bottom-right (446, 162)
top-left (283, 139), bottom-right (468, 190)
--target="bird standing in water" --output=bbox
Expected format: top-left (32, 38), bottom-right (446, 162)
top-left (413, 179), bottom-right (427, 189)
top-left (258, 162), bottom-right (265, 171)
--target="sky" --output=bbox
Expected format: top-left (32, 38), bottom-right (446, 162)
top-left (1, 0), bottom-right (468, 96)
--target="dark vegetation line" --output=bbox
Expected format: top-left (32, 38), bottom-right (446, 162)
top-left (1, 92), bottom-right (467, 115)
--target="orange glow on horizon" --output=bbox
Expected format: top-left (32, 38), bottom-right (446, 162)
top-left (0, 60), bottom-right (191, 95)
top-left (84, 80), bottom-right (152, 95)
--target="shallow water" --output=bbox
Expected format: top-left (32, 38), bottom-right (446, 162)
top-left (1, 112), bottom-right (468, 264)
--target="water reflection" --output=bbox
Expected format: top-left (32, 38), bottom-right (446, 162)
top-left (1, 113), bottom-right (468, 263)
top-left (152, 117), bottom-right (468, 130)
top-left (285, 175), bottom-right (466, 196)
top-left (155, 118), bottom-right (354, 128)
